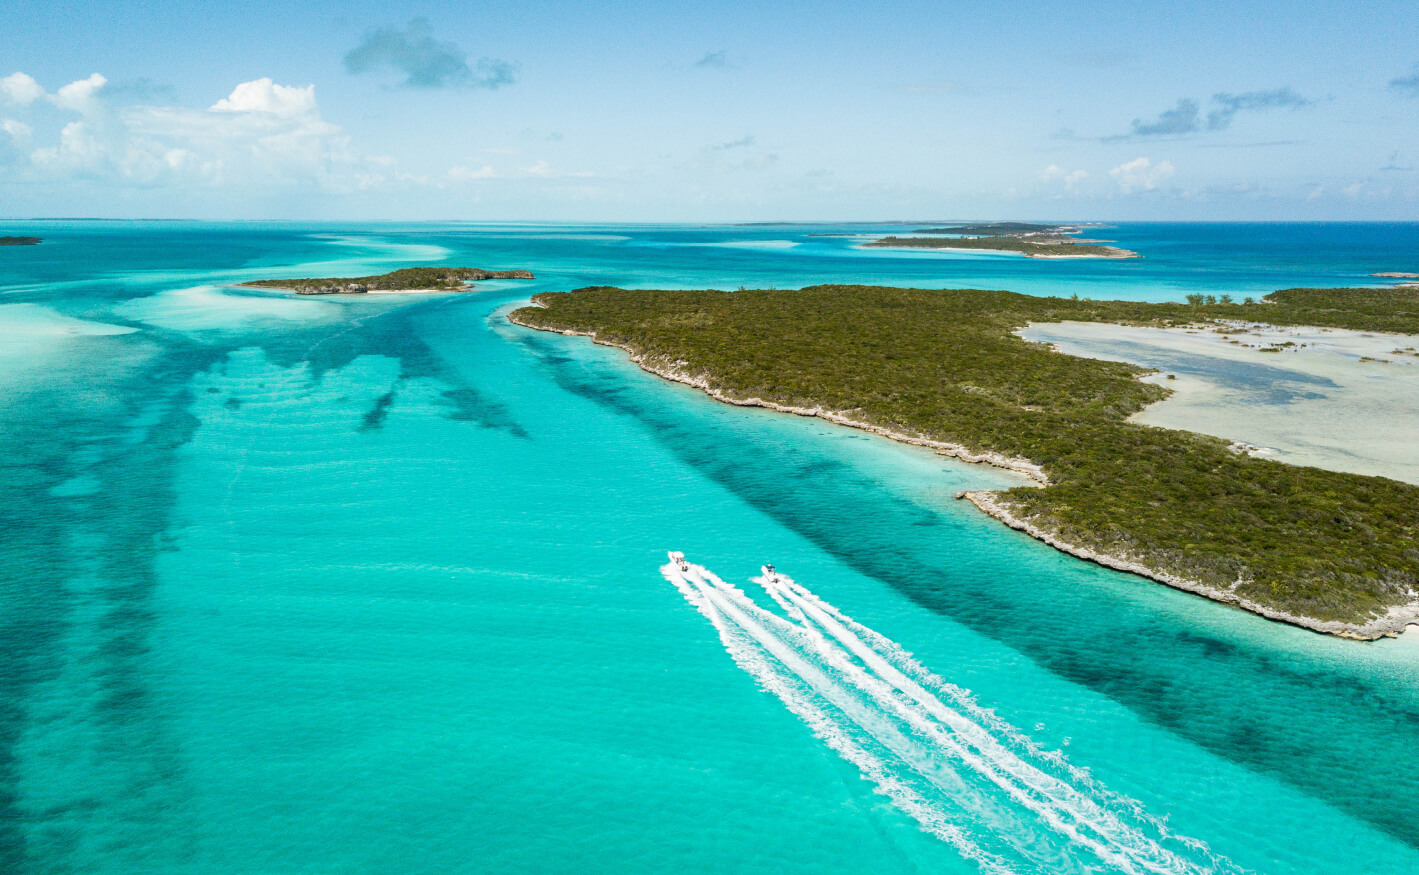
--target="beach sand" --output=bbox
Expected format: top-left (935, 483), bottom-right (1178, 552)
top-left (1020, 320), bottom-right (1419, 485)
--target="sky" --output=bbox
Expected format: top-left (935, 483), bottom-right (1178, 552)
top-left (1, 0), bottom-right (1417, 221)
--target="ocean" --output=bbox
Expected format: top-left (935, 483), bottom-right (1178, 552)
top-left (2, 220), bottom-right (1418, 874)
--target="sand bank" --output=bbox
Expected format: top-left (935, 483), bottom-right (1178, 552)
top-left (1020, 320), bottom-right (1419, 486)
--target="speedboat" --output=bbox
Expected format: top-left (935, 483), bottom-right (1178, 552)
top-left (761, 563), bottom-right (777, 581)
top-left (668, 551), bottom-right (689, 571)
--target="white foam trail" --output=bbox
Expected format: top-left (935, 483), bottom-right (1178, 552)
top-left (662, 560), bottom-right (1245, 875)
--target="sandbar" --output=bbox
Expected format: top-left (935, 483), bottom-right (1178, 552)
top-left (1020, 320), bottom-right (1419, 485)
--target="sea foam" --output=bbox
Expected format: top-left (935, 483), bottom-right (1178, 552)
top-left (664, 559), bottom-right (1245, 875)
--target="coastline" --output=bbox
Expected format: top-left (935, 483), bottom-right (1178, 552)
top-left (235, 283), bottom-right (469, 296)
top-left (961, 490), bottom-right (1419, 640)
top-left (510, 304), bottom-right (1418, 641)
top-left (859, 242), bottom-right (1139, 259)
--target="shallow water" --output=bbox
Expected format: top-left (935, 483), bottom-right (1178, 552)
top-left (1020, 320), bottom-right (1419, 484)
top-left (2, 221), bottom-right (1419, 874)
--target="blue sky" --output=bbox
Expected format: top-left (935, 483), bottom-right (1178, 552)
top-left (2, 0), bottom-right (1417, 220)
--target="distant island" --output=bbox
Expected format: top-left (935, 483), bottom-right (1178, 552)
top-left (1375, 272), bottom-right (1419, 286)
top-left (867, 235), bottom-right (1139, 259)
top-left (510, 283), bottom-right (1419, 639)
top-left (0, 236), bottom-right (42, 246)
top-left (912, 222), bottom-right (1078, 235)
top-left (242, 266), bottom-right (534, 295)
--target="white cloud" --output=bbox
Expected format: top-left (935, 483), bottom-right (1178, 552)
top-left (3, 72), bottom-right (397, 192)
top-left (50, 74), bottom-right (107, 113)
top-left (2, 118), bottom-right (31, 141)
top-left (210, 78), bottom-right (317, 117)
top-left (520, 160), bottom-right (593, 178)
top-left (448, 164), bottom-right (497, 181)
top-left (32, 121), bottom-right (103, 170)
top-left (1109, 156), bottom-right (1175, 193)
top-left (1, 72), bottom-right (44, 106)
top-left (1342, 181), bottom-right (1365, 197)
top-left (1040, 164), bottom-right (1088, 192)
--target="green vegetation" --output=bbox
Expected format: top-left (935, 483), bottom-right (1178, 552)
top-left (0, 236), bottom-right (42, 245)
top-left (913, 222), bottom-right (1066, 235)
top-left (244, 266), bottom-right (534, 295)
top-left (867, 235), bottom-right (1137, 259)
top-left (511, 284), bottom-right (1419, 632)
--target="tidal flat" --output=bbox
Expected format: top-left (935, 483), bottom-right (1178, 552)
top-left (1020, 321), bottom-right (1419, 485)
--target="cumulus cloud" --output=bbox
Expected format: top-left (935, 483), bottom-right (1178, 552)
top-left (344, 18), bottom-right (516, 89)
top-left (696, 50), bottom-right (733, 69)
top-left (1, 72), bottom-right (44, 106)
top-left (1, 72), bottom-right (398, 192)
top-left (1206, 88), bottom-right (1310, 130)
top-left (50, 73), bottom-right (107, 113)
top-left (1040, 164), bottom-right (1088, 192)
top-left (2, 118), bottom-right (31, 141)
top-left (1391, 64), bottom-right (1419, 98)
top-left (211, 78), bottom-right (317, 116)
top-left (1129, 99), bottom-right (1200, 136)
top-left (1109, 157), bottom-right (1175, 193)
top-left (31, 120), bottom-right (104, 171)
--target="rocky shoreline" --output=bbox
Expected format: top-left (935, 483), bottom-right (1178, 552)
top-left (507, 308), bottom-right (1047, 480)
top-left (509, 304), bottom-right (1418, 641)
top-left (959, 491), bottom-right (1419, 640)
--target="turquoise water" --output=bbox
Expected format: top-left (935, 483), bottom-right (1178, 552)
top-left (2, 221), bottom-right (1418, 874)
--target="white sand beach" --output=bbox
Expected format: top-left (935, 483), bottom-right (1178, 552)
top-left (1020, 320), bottom-right (1419, 484)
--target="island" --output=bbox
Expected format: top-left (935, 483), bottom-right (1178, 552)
top-left (912, 222), bottom-right (1078, 235)
top-left (509, 284), bottom-right (1419, 639)
top-left (868, 234), bottom-right (1139, 259)
top-left (0, 236), bottom-right (42, 245)
top-left (242, 266), bottom-right (534, 295)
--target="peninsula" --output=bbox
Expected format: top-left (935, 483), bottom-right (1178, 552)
top-left (510, 284), bottom-right (1419, 639)
top-left (243, 266), bottom-right (534, 295)
top-left (0, 236), bottom-right (42, 245)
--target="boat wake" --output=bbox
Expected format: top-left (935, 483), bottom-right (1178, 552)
top-left (663, 557), bottom-right (1245, 875)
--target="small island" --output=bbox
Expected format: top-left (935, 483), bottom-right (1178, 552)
top-left (0, 236), bottom-right (42, 246)
top-left (509, 283), bottom-right (1419, 639)
top-left (243, 266), bottom-right (534, 295)
top-left (862, 221), bottom-right (1138, 259)
top-left (867, 235), bottom-right (1139, 259)
top-left (912, 222), bottom-right (1078, 235)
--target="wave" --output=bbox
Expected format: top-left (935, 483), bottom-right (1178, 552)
top-left (663, 559), bottom-right (1245, 875)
